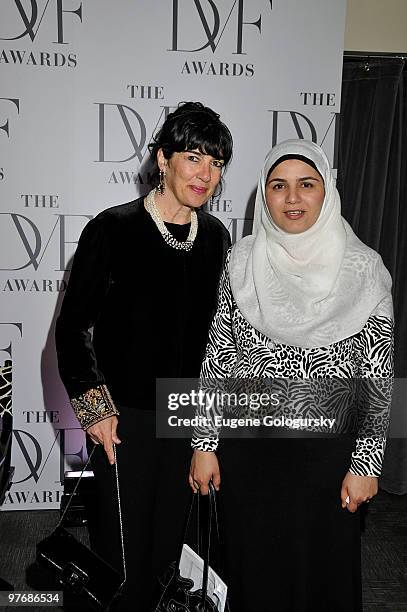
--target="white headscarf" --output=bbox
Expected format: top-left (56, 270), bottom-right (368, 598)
top-left (229, 139), bottom-right (393, 347)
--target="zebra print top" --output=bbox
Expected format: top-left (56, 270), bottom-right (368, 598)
top-left (192, 255), bottom-right (394, 477)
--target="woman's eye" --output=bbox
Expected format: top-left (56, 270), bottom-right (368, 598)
top-left (272, 183), bottom-right (285, 190)
top-left (301, 182), bottom-right (313, 188)
top-left (187, 155), bottom-right (199, 162)
top-left (212, 160), bottom-right (224, 169)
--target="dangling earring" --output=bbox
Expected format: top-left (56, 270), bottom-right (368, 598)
top-left (157, 169), bottom-right (166, 195)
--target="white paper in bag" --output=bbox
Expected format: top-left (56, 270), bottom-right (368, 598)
top-left (179, 544), bottom-right (228, 612)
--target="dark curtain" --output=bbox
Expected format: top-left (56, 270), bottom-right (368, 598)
top-left (337, 58), bottom-right (407, 494)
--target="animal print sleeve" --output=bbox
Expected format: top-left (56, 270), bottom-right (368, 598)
top-left (350, 315), bottom-right (394, 477)
top-left (191, 253), bottom-right (238, 452)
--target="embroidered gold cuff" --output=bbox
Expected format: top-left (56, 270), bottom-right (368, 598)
top-left (71, 385), bottom-right (119, 430)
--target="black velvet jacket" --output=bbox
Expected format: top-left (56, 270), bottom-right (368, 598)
top-left (55, 197), bottom-right (230, 423)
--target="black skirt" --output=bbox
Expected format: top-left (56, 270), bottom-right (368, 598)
top-left (217, 436), bottom-right (362, 612)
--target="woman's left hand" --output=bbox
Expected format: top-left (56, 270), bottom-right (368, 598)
top-left (340, 472), bottom-right (378, 513)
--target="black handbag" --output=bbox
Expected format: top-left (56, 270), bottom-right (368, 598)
top-left (36, 445), bottom-right (126, 611)
top-left (155, 482), bottom-right (228, 612)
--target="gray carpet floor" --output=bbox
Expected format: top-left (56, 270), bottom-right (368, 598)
top-left (0, 488), bottom-right (406, 611)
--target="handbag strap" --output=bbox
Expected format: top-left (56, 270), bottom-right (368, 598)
top-left (207, 483), bottom-right (231, 612)
top-left (113, 444), bottom-right (127, 585)
top-left (200, 482), bottom-right (215, 604)
top-left (56, 443), bottom-right (127, 584)
top-left (175, 486), bottom-right (199, 568)
top-left (202, 481), bottom-right (225, 605)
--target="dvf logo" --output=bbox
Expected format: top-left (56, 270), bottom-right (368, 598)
top-left (0, 323), bottom-right (22, 365)
top-left (0, 98), bottom-right (20, 140)
top-left (0, 214), bottom-right (92, 271)
top-left (0, 0), bottom-right (82, 44)
top-left (0, 323), bottom-right (22, 417)
top-left (95, 104), bottom-right (174, 164)
top-left (169, 0), bottom-right (263, 54)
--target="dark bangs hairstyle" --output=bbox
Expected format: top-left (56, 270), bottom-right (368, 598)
top-left (148, 101), bottom-right (233, 186)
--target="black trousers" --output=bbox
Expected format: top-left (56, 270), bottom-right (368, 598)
top-left (87, 407), bottom-right (192, 612)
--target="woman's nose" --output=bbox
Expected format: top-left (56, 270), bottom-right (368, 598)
top-left (286, 187), bottom-right (299, 204)
top-left (198, 162), bottom-right (211, 182)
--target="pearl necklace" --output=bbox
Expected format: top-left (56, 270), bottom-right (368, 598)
top-left (145, 189), bottom-right (198, 251)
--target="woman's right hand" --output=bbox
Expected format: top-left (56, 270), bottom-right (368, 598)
top-left (86, 415), bottom-right (121, 465)
top-left (189, 449), bottom-right (220, 495)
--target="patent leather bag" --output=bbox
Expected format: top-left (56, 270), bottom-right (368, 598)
top-left (155, 482), bottom-right (228, 612)
top-left (36, 445), bottom-right (126, 611)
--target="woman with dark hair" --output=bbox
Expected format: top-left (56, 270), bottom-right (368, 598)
top-left (190, 139), bottom-right (393, 611)
top-left (55, 101), bottom-right (233, 610)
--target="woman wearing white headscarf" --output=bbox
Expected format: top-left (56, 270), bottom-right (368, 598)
top-left (189, 140), bottom-right (393, 611)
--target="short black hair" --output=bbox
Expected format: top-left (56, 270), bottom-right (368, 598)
top-left (149, 101), bottom-right (233, 169)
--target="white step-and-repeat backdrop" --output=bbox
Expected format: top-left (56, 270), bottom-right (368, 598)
top-left (0, 0), bottom-right (346, 510)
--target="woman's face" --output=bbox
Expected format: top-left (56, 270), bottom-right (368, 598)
top-left (265, 159), bottom-right (325, 234)
top-left (158, 148), bottom-right (224, 208)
